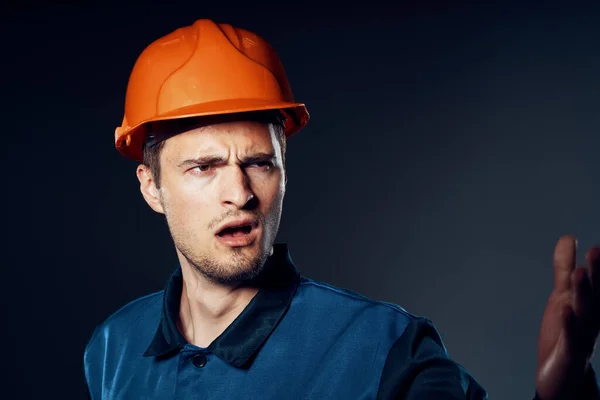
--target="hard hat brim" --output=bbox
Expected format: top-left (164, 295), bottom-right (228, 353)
top-left (115, 98), bottom-right (309, 162)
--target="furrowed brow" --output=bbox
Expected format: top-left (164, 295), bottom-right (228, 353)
top-left (177, 155), bottom-right (227, 169)
top-left (241, 152), bottom-right (276, 164)
top-left (177, 152), bottom-right (277, 168)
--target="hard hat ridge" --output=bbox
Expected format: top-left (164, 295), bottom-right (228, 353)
top-left (114, 19), bottom-right (309, 162)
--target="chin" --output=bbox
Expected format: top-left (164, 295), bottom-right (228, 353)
top-left (210, 253), bottom-right (268, 284)
top-left (223, 241), bottom-right (267, 262)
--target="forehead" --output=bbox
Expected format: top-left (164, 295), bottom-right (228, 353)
top-left (160, 120), bottom-right (278, 161)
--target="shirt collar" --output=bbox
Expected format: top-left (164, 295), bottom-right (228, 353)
top-left (143, 243), bottom-right (301, 368)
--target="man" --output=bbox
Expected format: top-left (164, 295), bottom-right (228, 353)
top-left (84, 18), bottom-right (600, 399)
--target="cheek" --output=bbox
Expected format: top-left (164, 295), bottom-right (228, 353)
top-left (250, 171), bottom-right (285, 201)
top-left (262, 184), bottom-right (286, 217)
top-left (163, 187), bottom-right (213, 226)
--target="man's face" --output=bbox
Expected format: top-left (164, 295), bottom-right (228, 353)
top-left (139, 120), bottom-right (286, 285)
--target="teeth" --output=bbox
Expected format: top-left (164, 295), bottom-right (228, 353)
top-left (219, 224), bottom-right (252, 236)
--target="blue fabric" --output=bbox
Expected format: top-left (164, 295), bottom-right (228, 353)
top-left (87, 243), bottom-right (600, 399)
top-left (84, 279), bottom-right (414, 399)
top-left (83, 244), bottom-right (422, 399)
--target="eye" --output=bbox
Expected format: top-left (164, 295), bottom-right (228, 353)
top-left (250, 161), bottom-right (273, 170)
top-left (191, 165), bottom-right (213, 175)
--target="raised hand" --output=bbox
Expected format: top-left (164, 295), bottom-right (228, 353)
top-left (536, 235), bottom-right (600, 400)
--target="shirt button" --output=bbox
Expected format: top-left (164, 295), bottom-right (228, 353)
top-left (192, 354), bottom-right (208, 368)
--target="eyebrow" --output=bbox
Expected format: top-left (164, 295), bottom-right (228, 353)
top-left (177, 152), bottom-right (276, 169)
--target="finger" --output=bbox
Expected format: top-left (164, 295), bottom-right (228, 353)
top-left (554, 235), bottom-right (578, 293)
top-left (571, 267), bottom-right (592, 319)
top-left (570, 267), bottom-right (597, 359)
top-left (585, 246), bottom-right (600, 294)
top-left (561, 302), bottom-right (576, 346)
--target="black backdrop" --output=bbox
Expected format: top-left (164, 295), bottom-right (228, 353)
top-left (2, 2), bottom-right (600, 399)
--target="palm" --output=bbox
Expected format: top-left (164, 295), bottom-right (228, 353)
top-left (535, 235), bottom-right (600, 400)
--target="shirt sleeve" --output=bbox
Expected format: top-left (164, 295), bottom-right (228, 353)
top-left (84, 325), bottom-right (103, 400)
top-left (376, 316), bottom-right (488, 400)
top-left (86, 378), bottom-right (93, 400)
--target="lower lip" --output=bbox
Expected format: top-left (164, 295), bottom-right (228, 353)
top-left (215, 227), bottom-right (259, 247)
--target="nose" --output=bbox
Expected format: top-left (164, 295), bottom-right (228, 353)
top-left (220, 165), bottom-right (255, 209)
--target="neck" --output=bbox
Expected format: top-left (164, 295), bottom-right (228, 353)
top-left (177, 260), bottom-right (260, 348)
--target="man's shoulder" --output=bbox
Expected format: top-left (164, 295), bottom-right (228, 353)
top-left (296, 276), bottom-right (417, 330)
top-left (299, 276), bottom-right (414, 315)
top-left (84, 290), bottom-right (164, 354)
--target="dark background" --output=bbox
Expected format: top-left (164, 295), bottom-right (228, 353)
top-left (3, 1), bottom-right (600, 398)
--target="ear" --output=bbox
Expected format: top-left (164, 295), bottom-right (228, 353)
top-left (281, 169), bottom-right (288, 196)
top-left (136, 164), bottom-right (165, 214)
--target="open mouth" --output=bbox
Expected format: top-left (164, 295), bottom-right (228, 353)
top-left (217, 223), bottom-right (255, 238)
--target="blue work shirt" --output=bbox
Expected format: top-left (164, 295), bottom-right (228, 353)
top-left (84, 244), bottom-right (594, 399)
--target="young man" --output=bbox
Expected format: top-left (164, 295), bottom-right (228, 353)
top-left (84, 18), bottom-right (600, 399)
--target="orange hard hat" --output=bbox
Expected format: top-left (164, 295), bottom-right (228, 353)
top-left (114, 19), bottom-right (310, 162)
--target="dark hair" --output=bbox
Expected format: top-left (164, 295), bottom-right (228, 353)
top-left (142, 110), bottom-right (287, 188)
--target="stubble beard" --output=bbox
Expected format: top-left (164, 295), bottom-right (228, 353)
top-left (186, 245), bottom-right (270, 285)
top-left (164, 200), bottom-right (283, 286)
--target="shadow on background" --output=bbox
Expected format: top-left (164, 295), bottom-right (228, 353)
top-left (2, 1), bottom-right (600, 398)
